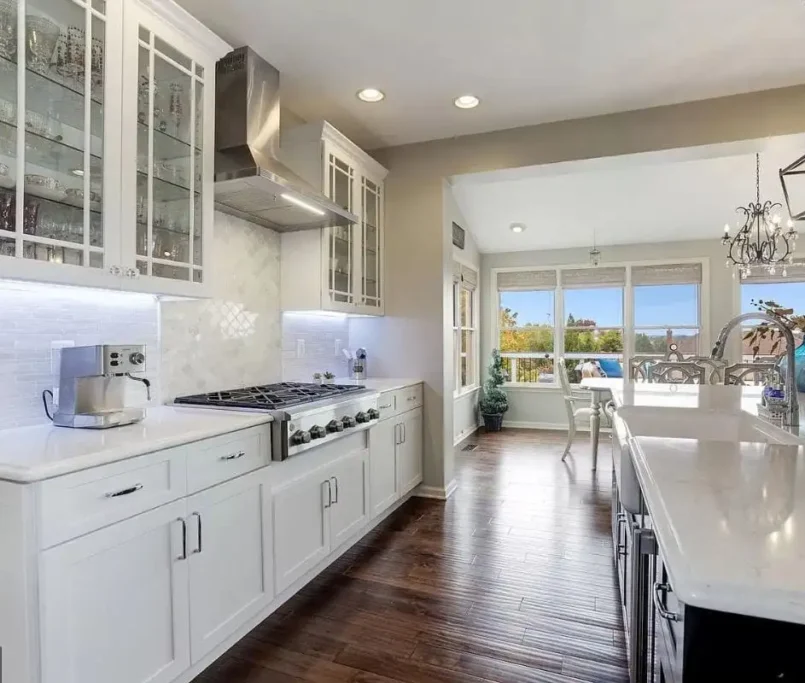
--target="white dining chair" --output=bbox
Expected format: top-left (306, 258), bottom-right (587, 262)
top-left (558, 358), bottom-right (594, 461)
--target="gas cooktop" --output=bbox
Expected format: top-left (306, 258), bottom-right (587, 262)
top-left (174, 382), bottom-right (366, 411)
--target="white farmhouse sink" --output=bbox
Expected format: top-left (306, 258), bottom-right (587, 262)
top-left (614, 406), bottom-right (798, 513)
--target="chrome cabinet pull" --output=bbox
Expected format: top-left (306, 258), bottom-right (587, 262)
top-left (177, 518), bottom-right (187, 561)
top-left (379, 403), bottom-right (393, 410)
top-left (653, 582), bottom-right (680, 621)
top-left (105, 483), bottom-right (143, 498)
top-left (330, 476), bottom-right (339, 504)
top-left (323, 480), bottom-right (332, 508)
top-left (191, 512), bottom-right (202, 554)
top-left (220, 450), bottom-right (246, 461)
top-left (402, 424), bottom-right (406, 443)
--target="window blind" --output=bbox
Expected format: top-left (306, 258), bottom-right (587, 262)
top-left (461, 265), bottom-right (478, 290)
top-left (560, 267), bottom-right (626, 289)
top-left (496, 270), bottom-right (557, 291)
top-left (632, 263), bottom-right (702, 286)
top-left (741, 259), bottom-right (805, 284)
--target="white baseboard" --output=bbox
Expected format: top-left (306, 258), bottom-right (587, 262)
top-left (415, 478), bottom-right (458, 500)
top-left (453, 424), bottom-right (479, 446)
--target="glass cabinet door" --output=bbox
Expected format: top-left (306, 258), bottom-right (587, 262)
top-left (361, 176), bottom-right (381, 309)
top-left (325, 150), bottom-right (354, 304)
top-left (134, 25), bottom-right (205, 285)
top-left (0, 0), bottom-right (112, 270)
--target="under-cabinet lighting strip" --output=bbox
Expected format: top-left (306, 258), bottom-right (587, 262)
top-left (280, 193), bottom-right (326, 216)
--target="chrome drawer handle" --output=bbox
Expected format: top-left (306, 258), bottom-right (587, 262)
top-left (105, 483), bottom-right (143, 498)
top-left (220, 450), bottom-right (246, 461)
top-left (653, 582), bottom-right (680, 622)
top-left (379, 403), bottom-right (393, 410)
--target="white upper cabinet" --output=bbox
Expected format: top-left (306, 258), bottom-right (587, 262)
top-left (281, 121), bottom-right (388, 316)
top-left (0, 0), bottom-right (228, 295)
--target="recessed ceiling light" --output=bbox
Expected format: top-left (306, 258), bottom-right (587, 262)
top-left (510, 223), bottom-right (526, 233)
top-left (357, 88), bottom-right (385, 103)
top-left (454, 95), bottom-right (480, 109)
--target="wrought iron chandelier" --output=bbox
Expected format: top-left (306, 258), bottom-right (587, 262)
top-left (722, 153), bottom-right (798, 277)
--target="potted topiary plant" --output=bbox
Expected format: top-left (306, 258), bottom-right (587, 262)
top-left (479, 349), bottom-right (508, 432)
top-left (323, 371), bottom-right (336, 385)
top-left (312, 372), bottom-right (322, 384)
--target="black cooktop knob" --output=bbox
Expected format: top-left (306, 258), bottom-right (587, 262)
top-left (341, 416), bottom-right (357, 428)
top-left (326, 419), bottom-right (345, 433)
top-left (290, 430), bottom-right (311, 445)
top-left (355, 411), bottom-right (369, 424)
top-left (367, 408), bottom-right (380, 420)
top-left (309, 425), bottom-right (326, 439)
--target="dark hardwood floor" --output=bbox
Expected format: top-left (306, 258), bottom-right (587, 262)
top-left (195, 428), bottom-right (627, 683)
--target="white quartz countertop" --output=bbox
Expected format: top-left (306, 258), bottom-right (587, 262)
top-left (0, 406), bottom-right (272, 483)
top-left (582, 378), bottom-right (805, 622)
top-left (630, 436), bottom-right (805, 624)
top-left (334, 378), bottom-right (422, 393)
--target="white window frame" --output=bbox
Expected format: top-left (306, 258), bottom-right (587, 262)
top-left (632, 278), bottom-right (703, 361)
top-left (454, 263), bottom-right (479, 396)
top-left (737, 275), bottom-right (805, 361)
top-left (491, 257), bottom-right (710, 389)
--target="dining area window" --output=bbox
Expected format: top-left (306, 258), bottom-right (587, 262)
top-left (495, 261), bottom-right (704, 385)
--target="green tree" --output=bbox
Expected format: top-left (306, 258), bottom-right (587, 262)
top-left (479, 350), bottom-right (508, 415)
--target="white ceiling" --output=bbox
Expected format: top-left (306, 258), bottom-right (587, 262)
top-left (450, 136), bottom-right (805, 253)
top-left (178, 0), bottom-right (805, 149)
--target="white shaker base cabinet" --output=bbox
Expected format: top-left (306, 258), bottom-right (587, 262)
top-left (398, 408), bottom-right (424, 497)
top-left (272, 448), bottom-right (369, 594)
top-left (328, 450), bottom-right (369, 549)
top-left (1, 411), bottom-right (425, 683)
top-left (368, 417), bottom-right (398, 517)
top-left (39, 500), bottom-right (191, 683)
top-left (272, 463), bottom-right (331, 595)
top-left (187, 471), bottom-right (273, 663)
top-left (369, 396), bottom-right (424, 519)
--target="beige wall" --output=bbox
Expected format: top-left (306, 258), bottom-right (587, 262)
top-left (361, 84), bottom-right (805, 496)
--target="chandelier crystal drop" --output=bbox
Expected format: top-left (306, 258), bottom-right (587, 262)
top-left (722, 153), bottom-right (798, 278)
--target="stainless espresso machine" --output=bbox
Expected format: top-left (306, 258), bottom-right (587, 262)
top-left (51, 345), bottom-right (151, 429)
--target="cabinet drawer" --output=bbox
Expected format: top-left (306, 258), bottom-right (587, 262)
top-left (381, 383), bottom-right (423, 418)
top-left (186, 426), bottom-right (270, 494)
top-left (38, 446), bottom-right (187, 549)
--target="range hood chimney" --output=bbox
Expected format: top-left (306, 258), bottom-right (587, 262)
top-left (214, 47), bottom-right (357, 231)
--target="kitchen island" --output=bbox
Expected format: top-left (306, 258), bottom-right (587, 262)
top-left (583, 379), bottom-right (805, 682)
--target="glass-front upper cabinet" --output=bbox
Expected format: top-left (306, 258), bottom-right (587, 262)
top-left (321, 138), bottom-right (387, 315)
top-left (0, 0), bottom-right (226, 293)
top-left (0, 0), bottom-right (122, 287)
top-left (324, 147), bottom-right (355, 305)
top-left (123, 0), bottom-right (219, 296)
top-left (360, 175), bottom-right (382, 311)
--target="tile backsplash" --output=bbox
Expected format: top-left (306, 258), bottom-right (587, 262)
top-left (160, 212), bottom-right (282, 399)
top-left (282, 312), bottom-right (350, 381)
top-left (0, 212), bottom-right (360, 428)
top-left (0, 282), bottom-right (159, 429)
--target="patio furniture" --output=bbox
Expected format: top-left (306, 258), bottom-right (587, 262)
top-left (558, 358), bottom-right (595, 461)
top-left (648, 361), bottom-right (706, 384)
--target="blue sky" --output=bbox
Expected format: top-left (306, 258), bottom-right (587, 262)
top-left (741, 282), bottom-right (805, 315)
top-left (501, 281), bottom-right (805, 330)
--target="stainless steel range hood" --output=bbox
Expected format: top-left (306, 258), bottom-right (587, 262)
top-left (214, 47), bottom-right (358, 231)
